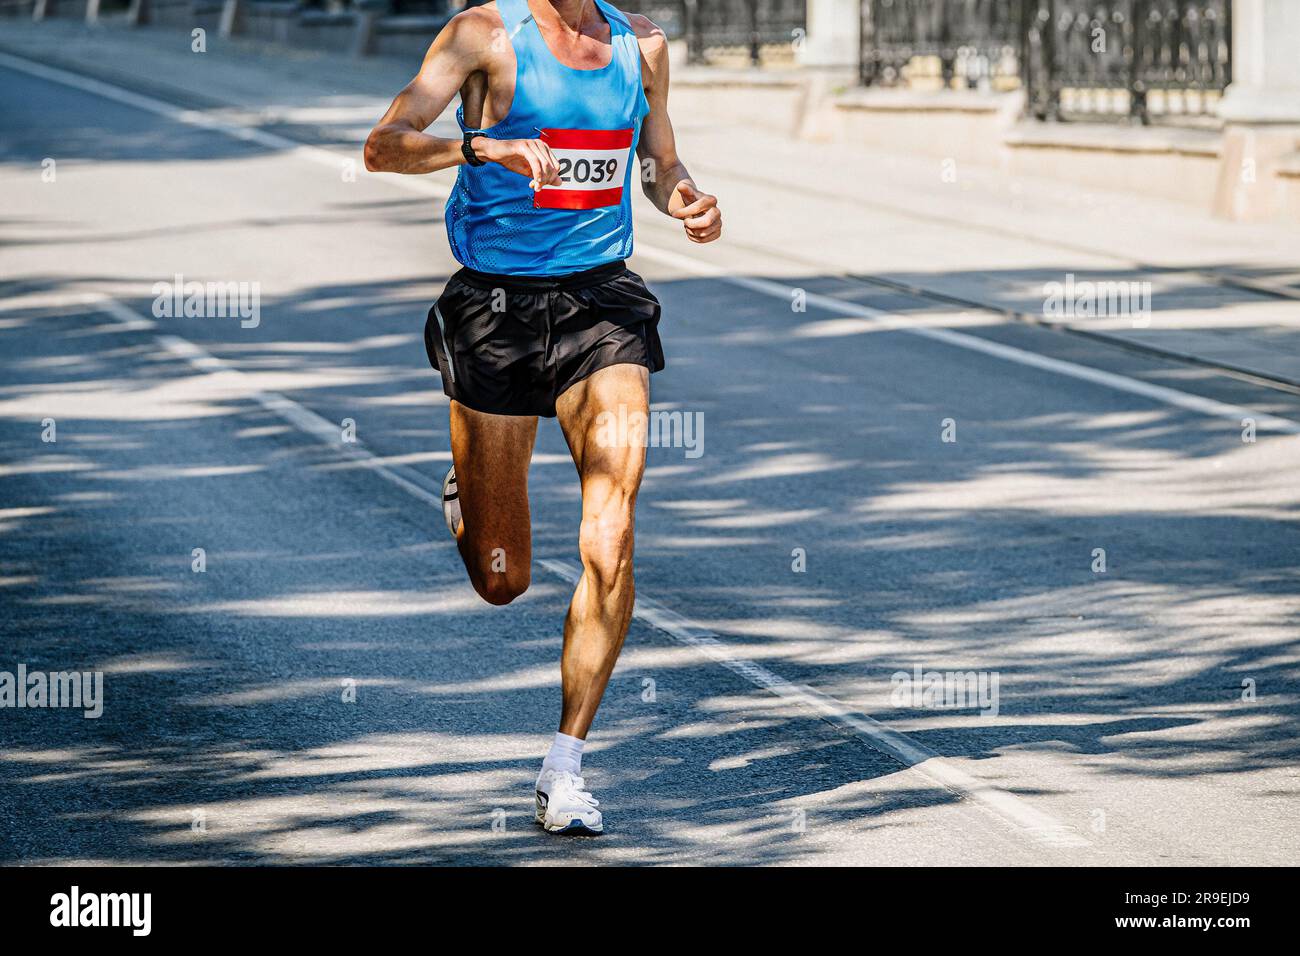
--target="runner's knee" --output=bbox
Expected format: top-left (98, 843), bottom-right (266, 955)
top-left (578, 503), bottom-right (634, 589)
top-left (472, 567), bottom-right (530, 606)
top-left (463, 538), bottom-right (530, 605)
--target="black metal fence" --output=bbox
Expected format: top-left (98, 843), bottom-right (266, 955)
top-left (860, 0), bottom-right (1232, 123)
top-left (619, 0), bottom-right (807, 66)
top-left (860, 0), bottom-right (1023, 89)
top-left (1024, 1), bottom-right (1231, 122)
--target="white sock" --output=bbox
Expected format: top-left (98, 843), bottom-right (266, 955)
top-left (541, 732), bottom-right (584, 777)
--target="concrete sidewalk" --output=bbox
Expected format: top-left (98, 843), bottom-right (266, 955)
top-left (4, 16), bottom-right (1298, 387)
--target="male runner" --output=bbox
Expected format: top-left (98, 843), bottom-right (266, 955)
top-left (364, 0), bottom-right (721, 834)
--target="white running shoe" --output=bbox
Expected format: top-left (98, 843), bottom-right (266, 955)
top-left (535, 768), bottom-right (603, 835)
top-left (442, 465), bottom-right (461, 537)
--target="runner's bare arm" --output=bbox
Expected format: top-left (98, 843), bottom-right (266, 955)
top-left (364, 9), bottom-right (561, 186)
top-left (632, 16), bottom-right (721, 243)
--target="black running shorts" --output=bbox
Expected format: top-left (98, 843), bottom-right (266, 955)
top-left (423, 259), bottom-right (664, 418)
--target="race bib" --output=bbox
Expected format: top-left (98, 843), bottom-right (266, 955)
top-left (535, 128), bottom-right (633, 210)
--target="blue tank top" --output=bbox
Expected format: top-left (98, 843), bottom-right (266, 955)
top-left (444, 0), bottom-right (649, 276)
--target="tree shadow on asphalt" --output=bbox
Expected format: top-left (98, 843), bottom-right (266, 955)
top-left (0, 271), bottom-right (1297, 864)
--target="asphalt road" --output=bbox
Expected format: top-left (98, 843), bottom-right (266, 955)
top-left (1, 54), bottom-right (1298, 866)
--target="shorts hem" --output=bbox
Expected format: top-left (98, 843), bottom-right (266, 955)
top-left (447, 395), bottom-right (549, 418)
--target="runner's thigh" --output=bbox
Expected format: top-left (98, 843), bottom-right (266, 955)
top-left (556, 363), bottom-right (649, 501)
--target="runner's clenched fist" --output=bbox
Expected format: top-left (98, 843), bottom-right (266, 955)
top-left (671, 181), bottom-right (722, 243)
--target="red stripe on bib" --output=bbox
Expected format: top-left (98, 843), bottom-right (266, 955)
top-left (535, 186), bottom-right (625, 210)
top-left (542, 128), bottom-right (634, 150)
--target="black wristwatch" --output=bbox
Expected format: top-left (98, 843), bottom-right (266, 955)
top-left (462, 130), bottom-right (487, 167)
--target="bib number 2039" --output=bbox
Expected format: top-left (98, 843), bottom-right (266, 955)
top-left (557, 156), bottom-right (619, 185)
top-left (535, 128), bottom-right (633, 210)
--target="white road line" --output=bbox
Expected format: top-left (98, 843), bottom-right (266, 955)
top-left (0, 51), bottom-right (359, 178)
top-left (90, 293), bottom-right (1089, 851)
top-left (5, 50), bottom-right (1296, 438)
top-left (94, 298), bottom-right (446, 508)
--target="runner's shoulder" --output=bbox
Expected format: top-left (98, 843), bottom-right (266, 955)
top-left (441, 3), bottom-right (507, 54)
top-left (626, 13), bottom-right (668, 58)
top-left (626, 12), bottom-right (666, 42)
